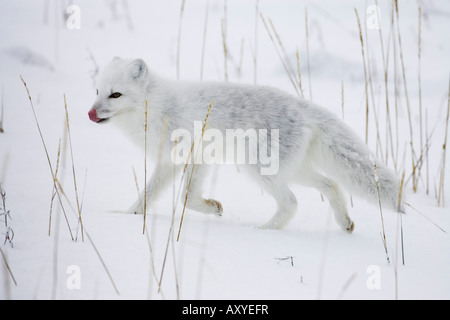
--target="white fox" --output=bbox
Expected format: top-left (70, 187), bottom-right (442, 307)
top-left (88, 57), bottom-right (404, 232)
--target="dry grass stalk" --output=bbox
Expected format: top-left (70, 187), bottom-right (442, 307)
top-left (296, 48), bottom-right (304, 99)
top-left (158, 138), bottom-right (179, 296)
top-left (200, 0), bottom-right (209, 80)
top-left (397, 170), bottom-right (406, 266)
top-left (260, 13), bottom-right (301, 97)
top-left (64, 94), bottom-right (84, 241)
top-left (268, 18), bottom-right (297, 84)
top-left (412, 6), bottom-right (425, 192)
top-left (85, 230), bottom-right (120, 295)
top-left (221, 18), bottom-right (228, 82)
top-left (354, 8), bottom-right (369, 145)
top-left (0, 153), bottom-right (8, 189)
top-left (51, 181), bottom-right (61, 299)
top-left (237, 38), bottom-right (245, 78)
top-left (373, 159), bottom-right (390, 264)
top-left (254, 0), bottom-right (259, 85)
top-left (392, 1), bottom-right (400, 170)
top-left (145, 229), bottom-right (166, 299)
top-left (170, 140), bottom-right (181, 299)
top-left (131, 166), bottom-right (165, 299)
top-left (438, 76), bottom-right (450, 207)
top-left (0, 184), bottom-right (14, 247)
top-left (222, 0), bottom-right (228, 81)
top-left (406, 123), bottom-right (437, 189)
top-left (48, 138), bottom-right (62, 236)
top-left (143, 100), bottom-right (148, 234)
top-left (79, 168), bottom-right (88, 214)
top-left (394, 170), bottom-right (406, 299)
top-left (0, 246), bottom-right (17, 286)
top-left (375, 0), bottom-right (396, 169)
top-left (394, 0), bottom-right (416, 191)
top-left (341, 81), bottom-right (354, 206)
top-left (20, 75), bottom-right (74, 240)
top-left (176, 0), bottom-right (186, 80)
top-left (337, 272), bottom-right (357, 300)
top-left (418, 6), bottom-right (423, 158)
top-left (363, 8), bottom-right (384, 161)
top-left (305, 6), bottom-right (312, 101)
top-left (177, 100), bottom-right (213, 242)
top-left (405, 202), bottom-right (447, 234)
top-left (171, 232), bottom-right (181, 299)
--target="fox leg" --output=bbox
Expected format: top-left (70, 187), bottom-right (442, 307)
top-left (129, 162), bottom-right (177, 214)
top-left (258, 175), bottom-right (298, 229)
top-left (301, 170), bottom-right (354, 233)
top-left (183, 164), bottom-right (223, 215)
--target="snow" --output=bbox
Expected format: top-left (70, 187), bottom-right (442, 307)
top-left (0, 0), bottom-right (449, 300)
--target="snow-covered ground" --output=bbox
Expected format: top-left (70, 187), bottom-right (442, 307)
top-left (0, 0), bottom-right (449, 300)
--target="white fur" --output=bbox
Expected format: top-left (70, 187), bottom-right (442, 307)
top-left (90, 57), bottom-right (404, 233)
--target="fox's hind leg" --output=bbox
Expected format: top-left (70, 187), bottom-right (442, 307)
top-left (183, 164), bottom-right (223, 215)
top-left (299, 169), bottom-right (354, 233)
top-left (257, 175), bottom-right (298, 229)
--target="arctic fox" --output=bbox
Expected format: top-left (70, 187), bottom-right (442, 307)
top-left (88, 57), bottom-right (403, 232)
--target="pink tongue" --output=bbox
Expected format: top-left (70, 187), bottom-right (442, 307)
top-left (88, 108), bottom-right (99, 122)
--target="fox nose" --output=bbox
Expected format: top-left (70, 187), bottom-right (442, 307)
top-left (88, 108), bottom-right (100, 122)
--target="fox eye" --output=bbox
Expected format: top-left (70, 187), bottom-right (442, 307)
top-left (109, 92), bottom-right (122, 99)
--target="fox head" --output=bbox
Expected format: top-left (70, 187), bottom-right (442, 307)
top-left (88, 57), bottom-right (148, 123)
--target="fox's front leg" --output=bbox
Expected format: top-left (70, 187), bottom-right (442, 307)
top-left (183, 164), bottom-right (223, 215)
top-left (129, 163), bottom-right (177, 214)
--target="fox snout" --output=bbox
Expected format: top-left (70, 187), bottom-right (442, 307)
top-left (88, 108), bottom-right (100, 122)
top-left (88, 107), bottom-right (111, 123)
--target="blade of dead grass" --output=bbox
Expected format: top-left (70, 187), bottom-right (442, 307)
top-left (222, 0), bottom-right (228, 82)
top-left (156, 137), bottom-right (179, 297)
top-left (260, 13), bottom-right (301, 98)
top-left (354, 8), bottom-right (369, 145)
top-left (176, 0), bottom-right (186, 80)
top-left (438, 75), bottom-right (450, 207)
top-left (305, 6), bottom-right (312, 101)
top-left (48, 138), bottom-right (61, 236)
top-left (64, 94), bottom-right (84, 241)
top-left (253, 0), bottom-right (259, 85)
top-left (397, 170), bottom-right (406, 267)
top-left (20, 75), bottom-right (74, 241)
top-left (375, 0), bottom-right (396, 169)
top-left (131, 166), bottom-right (165, 299)
top-left (373, 159), bottom-right (390, 264)
top-left (405, 202), bottom-right (447, 234)
top-left (143, 100), bottom-right (148, 234)
top-left (418, 6), bottom-right (423, 161)
top-left (0, 246), bottom-right (17, 286)
top-left (296, 48), bottom-right (304, 99)
top-left (363, 7), bottom-right (384, 161)
top-left (177, 100), bottom-right (213, 242)
top-left (394, 0), bottom-right (416, 191)
top-left (200, 0), bottom-right (210, 81)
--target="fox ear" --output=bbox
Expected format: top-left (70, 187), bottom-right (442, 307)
top-left (129, 59), bottom-right (148, 80)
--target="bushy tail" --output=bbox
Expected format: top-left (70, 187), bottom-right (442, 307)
top-left (313, 108), bottom-right (403, 212)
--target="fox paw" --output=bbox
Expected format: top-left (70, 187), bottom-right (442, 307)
top-left (345, 221), bottom-right (355, 233)
top-left (204, 199), bottom-right (223, 216)
top-left (186, 198), bottom-right (223, 216)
